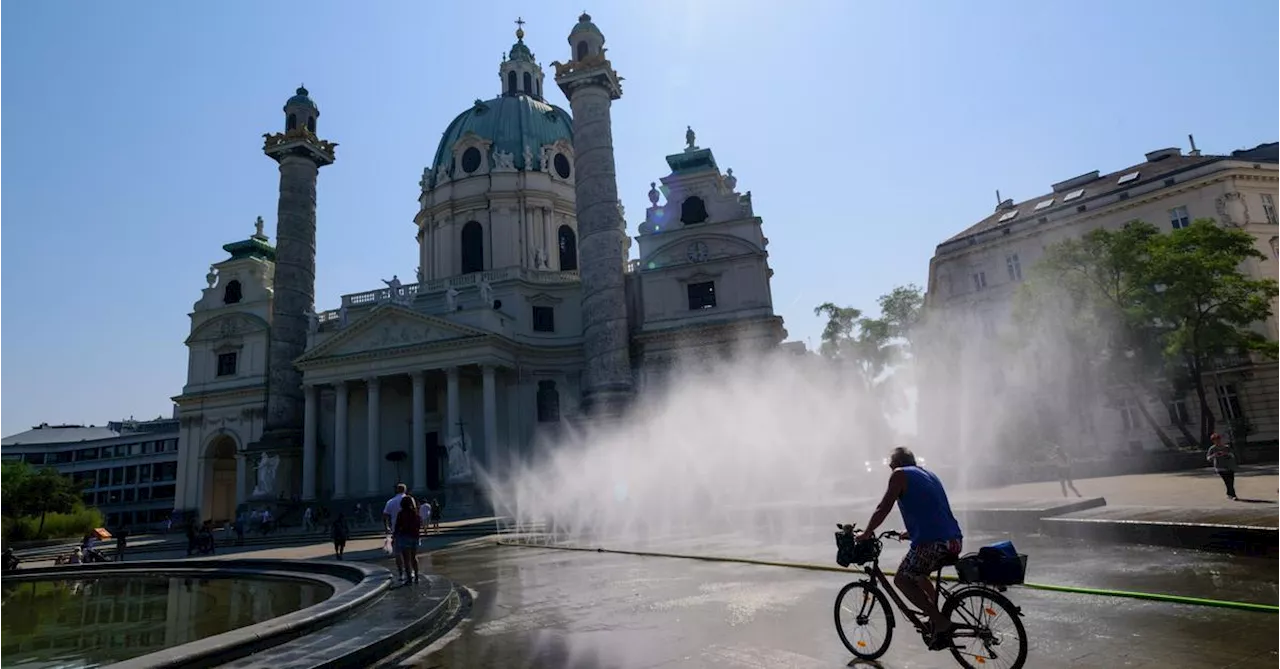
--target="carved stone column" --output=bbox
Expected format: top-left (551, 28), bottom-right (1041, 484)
top-left (365, 376), bottom-right (381, 495)
top-left (301, 384), bottom-right (318, 500)
top-left (334, 381), bottom-right (349, 499)
top-left (556, 22), bottom-right (634, 417)
top-left (411, 371), bottom-right (427, 493)
top-left (446, 367), bottom-right (460, 445)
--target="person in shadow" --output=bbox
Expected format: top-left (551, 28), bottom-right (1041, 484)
top-left (331, 513), bottom-right (349, 559)
top-left (1049, 443), bottom-right (1082, 498)
top-left (1206, 433), bottom-right (1237, 500)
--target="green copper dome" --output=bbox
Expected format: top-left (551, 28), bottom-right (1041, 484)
top-left (571, 12), bottom-right (600, 35)
top-left (430, 95), bottom-right (573, 184)
top-left (508, 38), bottom-right (535, 63)
top-left (285, 86), bottom-right (317, 111)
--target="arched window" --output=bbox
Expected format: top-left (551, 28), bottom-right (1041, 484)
top-left (506, 71), bottom-right (517, 95)
top-left (306, 116), bottom-right (316, 133)
top-left (222, 280), bottom-right (242, 305)
top-left (680, 196), bottom-right (709, 225)
top-left (576, 41), bottom-right (588, 61)
top-left (558, 225), bottom-right (578, 271)
top-left (536, 79), bottom-right (542, 98)
top-left (537, 380), bottom-right (560, 423)
top-left (523, 72), bottom-right (533, 94)
top-left (460, 221), bottom-right (484, 274)
top-left (286, 114), bottom-right (297, 131)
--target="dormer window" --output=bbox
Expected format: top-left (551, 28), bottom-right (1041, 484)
top-left (223, 280), bottom-right (242, 305)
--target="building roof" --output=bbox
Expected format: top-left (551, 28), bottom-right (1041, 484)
top-left (430, 94), bottom-right (573, 183)
top-left (285, 86), bottom-right (317, 112)
top-left (942, 142), bottom-right (1279, 245)
top-left (2, 424), bottom-right (121, 447)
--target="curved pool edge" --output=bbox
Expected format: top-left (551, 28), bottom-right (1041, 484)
top-left (6, 559), bottom-right (392, 669)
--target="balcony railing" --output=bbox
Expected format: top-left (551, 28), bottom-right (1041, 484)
top-left (318, 268), bottom-right (581, 323)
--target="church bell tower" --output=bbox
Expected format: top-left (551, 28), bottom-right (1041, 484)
top-left (554, 13), bottom-right (634, 417)
top-left (252, 86), bottom-right (337, 499)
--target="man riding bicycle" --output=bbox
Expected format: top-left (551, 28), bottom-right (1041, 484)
top-left (857, 446), bottom-right (963, 650)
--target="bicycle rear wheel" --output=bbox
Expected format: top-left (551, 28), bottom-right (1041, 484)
top-left (834, 581), bottom-right (895, 660)
top-left (942, 587), bottom-right (1028, 669)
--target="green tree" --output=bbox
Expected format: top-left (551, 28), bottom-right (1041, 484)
top-left (1017, 219), bottom-right (1276, 448)
top-left (1145, 219), bottom-right (1278, 443)
top-left (1, 461), bottom-right (86, 535)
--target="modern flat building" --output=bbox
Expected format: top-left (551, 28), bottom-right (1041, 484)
top-left (1, 416), bottom-right (181, 528)
top-left (919, 140), bottom-right (1278, 462)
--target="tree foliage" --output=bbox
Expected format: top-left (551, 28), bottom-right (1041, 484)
top-left (814, 285), bottom-right (925, 437)
top-left (1, 461), bottom-right (87, 534)
top-left (1016, 219), bottom-right (1276, 447)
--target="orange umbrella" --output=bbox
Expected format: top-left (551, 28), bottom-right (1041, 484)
top-left (93, 527), bottom-right (113, 540)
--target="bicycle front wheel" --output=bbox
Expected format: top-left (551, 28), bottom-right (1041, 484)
top-left (942, 587), bottom-right (1028, 669)
top-left (834, 581), bottom-right (895, 660)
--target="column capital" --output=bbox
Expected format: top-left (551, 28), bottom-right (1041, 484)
top-left (481, 364), bottom-right (497, 376)
top-left (410, 370), bottom-right (426, 383)
top-left (445, 366), bottom-right (460, 378)
top-left (364, 375), bottom-right (381, 386)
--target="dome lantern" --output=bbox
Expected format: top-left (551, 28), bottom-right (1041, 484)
top-left (499, 17), bottom-right (545, 100)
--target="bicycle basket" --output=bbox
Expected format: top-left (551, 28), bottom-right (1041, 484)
top-left (834, 531), bottom-right (880, 567)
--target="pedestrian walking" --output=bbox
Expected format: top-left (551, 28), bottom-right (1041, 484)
top-left (1049, 443), bottom-right (1082, 498)
top-left (331, 513), bottom-right (349, 559)
top-left (393, 496), bottom-right (422, 584)
top-left (1206, 433), bottom-right (1238, 500)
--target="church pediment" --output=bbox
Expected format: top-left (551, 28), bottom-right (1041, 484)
top-left (186, 313), bottom-right (270, 345)
top-left (646, 234), bottom-right (761, 269)
top-left (296, 305), bottom-right (488, 363)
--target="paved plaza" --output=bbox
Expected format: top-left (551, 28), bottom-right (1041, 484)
top-left (16, 467), bottom-right (1280, 668)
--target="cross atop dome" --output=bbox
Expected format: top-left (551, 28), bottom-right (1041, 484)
top-left (515, 16), bottom-right (526, 39)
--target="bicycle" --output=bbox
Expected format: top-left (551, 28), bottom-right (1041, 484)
top-left (832, 523), bottom-right (1028, 669)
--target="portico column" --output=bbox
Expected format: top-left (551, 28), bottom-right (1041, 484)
top-left (365, 376), bottom-right (381, 495)
top-left (482, 365), bottom-right (499, 473)
top-left (334, 381), bottom-right (349, 498)
top-left (446, 366), bottom-right (460, 446)
top-left (411, 371), bottom-right (427, 493)
top-left (302, 384), bottom-right (318, 500)
top-left (235, 454), bottom-right (248, 506)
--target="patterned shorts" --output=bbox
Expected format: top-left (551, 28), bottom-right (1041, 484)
top-left (898, 539), bottom-right (963, 578)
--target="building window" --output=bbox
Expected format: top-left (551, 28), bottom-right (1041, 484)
top-left (1263, 193), bottom-right (1278, 224)
top-left (216, 352), bottom-right (238, 377)
top-left (553, 153), bottom-right (572, 179)
top-left (1006, 254), bottom-right (1023, 281)
top-left (687, 281), bottom-right (716, 310)
top-left (1166, 398), bottom-right (1189, 425)
top-left (576, 41), bottom-right (588, 61)
top-left (461, 147), bottom-right (482, 174)
top-left (307, 117), bottom-right (316, 133)
top-left (506, 71), bottom-right (517, 95)
top-left (1168, 206), bottom-right (1190, 230)
top-left (523, 71), bottom-right (533, 94)
top-left (558, 225), bottom-right (578, 271)
top-left (971, 271), bottom-right (987, 291)
top-left (1217, 384), bottom-right (1243, 421)
top-left (1118, 398), bottom-right (1141, 432)
top-left (460, 221), bottom-right (484, 274)
top-left (532, 306), bottom-right (555, 332)
top-left (222, 280), bottom-right (242, 304)
top-left (537, 380), bottom-right (560, 423)
top-left (680, 196), bottom-right (709, 224)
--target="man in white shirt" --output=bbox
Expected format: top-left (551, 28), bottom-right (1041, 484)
top-left (383, 484), bottom-right (409, 580)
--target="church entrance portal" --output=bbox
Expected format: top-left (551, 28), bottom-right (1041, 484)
top-left (426, 432), bottom-right (443, 490)
top-left (203, 436), bottom-right (238, 523)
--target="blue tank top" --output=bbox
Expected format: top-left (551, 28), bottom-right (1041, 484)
top-left (897, 466), bottom-right (962, 545)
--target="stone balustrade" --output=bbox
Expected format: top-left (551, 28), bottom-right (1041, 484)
top-left (315, 267), bottom-right (582, 324)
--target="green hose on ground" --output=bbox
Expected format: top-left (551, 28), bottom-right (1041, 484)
top-left (494, 540), bottom-right (1278, 614)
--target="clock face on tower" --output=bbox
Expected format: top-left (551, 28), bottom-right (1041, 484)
top-left (687, 241), bottom-right (710, 263)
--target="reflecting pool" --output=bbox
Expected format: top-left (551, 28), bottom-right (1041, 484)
top-left (0, 575), bottom-right (333, 668)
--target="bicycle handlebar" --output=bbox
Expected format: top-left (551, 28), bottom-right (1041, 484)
top-left (836, 524), bottom-right (905, 541)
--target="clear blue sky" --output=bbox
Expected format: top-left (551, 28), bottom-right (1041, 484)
top-left (3, 1), bottom-right (1276, 433)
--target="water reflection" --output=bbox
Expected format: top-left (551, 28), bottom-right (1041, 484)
top-left (0, 575), bottom-right (332, 668)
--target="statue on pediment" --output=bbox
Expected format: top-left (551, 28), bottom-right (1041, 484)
top-left (479, 278), bottom-right (494, 307)
top-left (445, 286), bottom-right (460, 312)
top-left (304, 306), bottom-right (320, 334)
top-left (382, 275), bottom-right (403, 303)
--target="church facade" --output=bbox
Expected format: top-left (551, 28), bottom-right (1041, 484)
top-left (173, 14), bottom-right (786, 521)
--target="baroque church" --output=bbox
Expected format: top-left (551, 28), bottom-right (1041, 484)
top-left (173, 14), bottom-right (786, 522)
